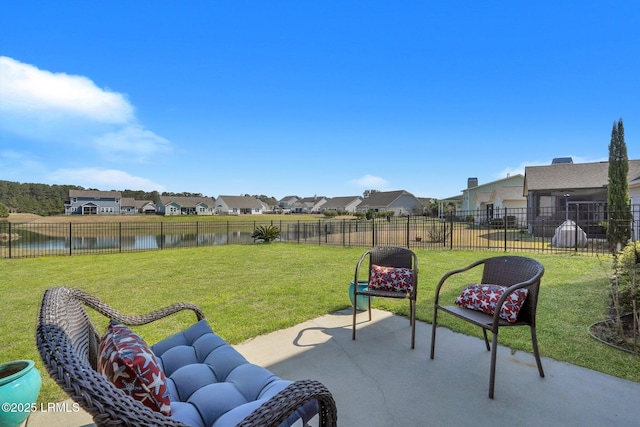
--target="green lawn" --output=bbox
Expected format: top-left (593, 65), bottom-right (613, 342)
top-left (1, 244), bottom-right (637, 405)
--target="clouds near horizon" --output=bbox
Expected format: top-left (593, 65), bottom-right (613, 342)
top-left (48, 168), bottom-right (166, 192)
top-left (0, 56), bottom-right (171, 162)
top-left (349, 174), bottom-right (390, 190)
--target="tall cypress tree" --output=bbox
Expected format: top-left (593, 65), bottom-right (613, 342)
top-left (607, 118), bottom-right (631, 251)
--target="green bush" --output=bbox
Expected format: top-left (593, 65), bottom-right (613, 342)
top-left (611, 241), bottom-right (639, 314)
top-left (0, 203), bottom-right (8, 218)
top-left (251, 225), bottom-right (281, 243)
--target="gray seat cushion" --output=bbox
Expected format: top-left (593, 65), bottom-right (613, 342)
top-left (151, 320), bottom-right (317, 427)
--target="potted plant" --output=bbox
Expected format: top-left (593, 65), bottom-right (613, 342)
top-left (0, 360), bottom-right (42, 427)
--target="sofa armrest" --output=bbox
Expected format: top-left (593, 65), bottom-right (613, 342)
top-left (70, 288), bottom-right (205, 324)
top-left (237, 379), bottom-right (337, 427)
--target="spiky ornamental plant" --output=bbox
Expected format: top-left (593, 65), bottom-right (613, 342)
top-left (607, 118), bottom-right (632, 252)
top-left (251, 225), bottom-right (281, 243)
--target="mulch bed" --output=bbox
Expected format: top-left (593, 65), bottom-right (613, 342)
top-left (589, 313), bottom-right (640, 355)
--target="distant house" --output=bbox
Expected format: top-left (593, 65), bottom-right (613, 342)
top-left (120, 198), bottom-right (157, 215)
top-left (460, 175), bottom-right (526, 223)
top-left (356, 190), bottom-right (421, 216)
top-left (320, 196), bottom-right (362, 213)
top-left (215, 195), bottom-right (264, 215)
top-left (437, 195), bottom-right (463, 218)
top-left (292, 196), bottom-right (327, 214)
top-left (157, 195), bottom-right (216, 215)
top-left (120, 198), bottom-right (138, 214)
top-left (524, 159), bottom-right (640, 236)
top-left (416, 197), bottom-right (436, 215)
top-left (65, 190), bottom-right (122, 215)
top-left (278, 196), bottom-right (299, 212)
top-left (137, 200), bottom-right (157, 215)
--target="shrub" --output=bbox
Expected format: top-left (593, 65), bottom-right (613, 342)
top-left (427, 222), bottom-right (450, 243)
top-left (251, 225), bottom-right (281, 243)
top-left (611, 241), bottom-right (639, 315)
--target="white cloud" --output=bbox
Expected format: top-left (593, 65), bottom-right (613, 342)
top-left (94, 125), bottom-right (171, 162)
top-left (349, 174), bottom-right (390, 189)
top-left (0, 56), bottom-right (171, 160)
top-left (0, 56), bottom-right (133, 123)
top-left (48, 168), bottom-right (166, 192)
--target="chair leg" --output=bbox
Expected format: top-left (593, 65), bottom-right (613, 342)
top-left (367, 295), bottom-right (372, 321)
top-left (352, 295), bottom-right (357, 341)
top-left (430, 306), bottom-right (438, 359)
top-left (530, 326), bottom-right (545, 378)
top-left (489, 330), bottom-right (499, 399)
top-left (482, 329), bottom-right (491, 351)
top-left (410, 299), bottom-right (416, 349)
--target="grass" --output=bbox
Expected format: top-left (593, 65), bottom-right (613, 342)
top-left (1, 244), bottom-right (638, 405)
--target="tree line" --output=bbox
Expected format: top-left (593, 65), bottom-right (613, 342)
top-left (0, 180), bottom-right (279, 217)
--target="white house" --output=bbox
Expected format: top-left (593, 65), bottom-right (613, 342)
top-left (157, 195), bottom-right (216, 215)
top-left (292, 196), bottom-right (327, 213)
top-left (356, 190), bottom-right (421, 216)
top-left (321, 196), bottom-right (362, 213)
top-left (215, 195), bottom-right (264, 215)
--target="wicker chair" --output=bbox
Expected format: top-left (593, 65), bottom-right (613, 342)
top-left (352, 246), bottom-right (418, 349)
top-left (37, 287), bottom-right (337, 427)
top-left (429, 256), bottom-right (545, 398)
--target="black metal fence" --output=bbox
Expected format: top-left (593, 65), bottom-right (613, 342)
top-left (1, 206), bottom-right (638, 258)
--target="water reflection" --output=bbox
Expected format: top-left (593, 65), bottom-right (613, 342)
top-left (1, 232), bottom-right (259, 251)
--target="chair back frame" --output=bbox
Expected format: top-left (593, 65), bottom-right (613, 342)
top-left (430, 256), bottom-right (545, 398)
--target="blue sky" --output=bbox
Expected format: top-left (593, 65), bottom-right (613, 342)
top-left (1, 1), bottom-right (638, 200)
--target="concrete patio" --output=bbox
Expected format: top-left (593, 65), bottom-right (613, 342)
top-left (26, 309), bottom-right (640, 427)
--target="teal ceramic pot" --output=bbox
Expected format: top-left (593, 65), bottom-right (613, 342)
top-left (0, 360), bottom-right (42, 427)
top-left (349, 280), bottom-right (373, 311)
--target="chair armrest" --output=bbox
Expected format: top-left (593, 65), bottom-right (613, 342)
top-left (433, 259), bottom-right (486, 305)
top-left (70, 288), bottom-right (205, 324)
top-left (353, 249), bottom-right (371, 285)
top-left (237, 379), bottom-right (337, 427)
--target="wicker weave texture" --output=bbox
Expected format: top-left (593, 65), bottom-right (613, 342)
top-left (37, 287), bottom-right (337, 427)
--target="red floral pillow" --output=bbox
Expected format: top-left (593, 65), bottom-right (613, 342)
top-left (455, 284), bottom-right (528, 323)
top-left (369, 264), bottom-right (414, 292)
top-left (97, 320), bottom-right (171, 415)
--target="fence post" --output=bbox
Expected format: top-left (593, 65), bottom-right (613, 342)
top-left (8, 222), bottom-right (12, 259)
top-left (119, 222), bottom-right (122, 253)
top-left (574, 204), bottom-right (579, 252)
top-left (406, 216), bottom-right (410, 248)
top-left (69, 222), bottom-right (72, 256)
top-left (504, 207), bottom-right (508, 251)
top-left (372, 218), bottom-right (376, 247)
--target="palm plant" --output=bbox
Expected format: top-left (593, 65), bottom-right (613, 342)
top-left (251, 225), bottom-right (281, 243)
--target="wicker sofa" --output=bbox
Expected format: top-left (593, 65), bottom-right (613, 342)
top-left (36, 287), bottom-right (337, 427)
